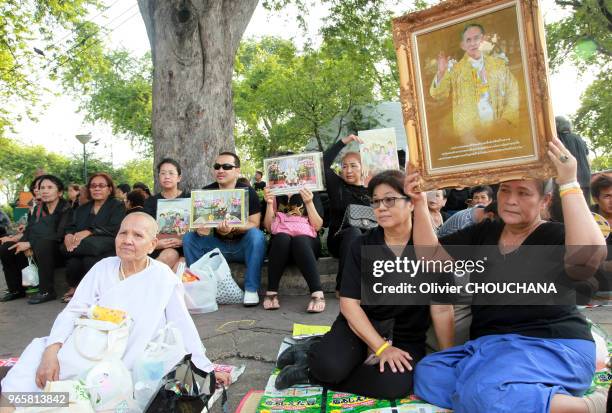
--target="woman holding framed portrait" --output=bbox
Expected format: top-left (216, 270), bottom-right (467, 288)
top-left (407, 138), bottom-right (607, 413)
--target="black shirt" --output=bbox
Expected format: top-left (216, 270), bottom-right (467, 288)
top-left (202, 181), bottom-right (261, 241)
top-left (440, 220), bottom-right (592, 341)
top-left (323, 140), bottom-right (370, 236)
top-left (254, 181), bottom-right (266, 191)
top-left (22, 199), bottom-right (71, 244)
top-left (340, 226), bottom-right (432, 344)
top-left (143, 191), bottom-right (191, 218)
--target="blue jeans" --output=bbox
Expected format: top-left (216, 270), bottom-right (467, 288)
top-left (183, 228), bottom-right (266, 292)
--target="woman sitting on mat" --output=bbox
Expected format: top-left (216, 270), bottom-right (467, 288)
top-left (409, 138), bottom-right (608, 413)
top-left (1, 213), bottom-right (229, 410)
top-left (274, 170), bottom-right (454, 399)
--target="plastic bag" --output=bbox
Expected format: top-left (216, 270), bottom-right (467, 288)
top-left (193, 248), bottom-right (243, 305)
top-left (85, 359), bottom-right (138, 412)
top-left (22, 256), bottom-right (39, 287)
top-left (184, 257), bottom-right (218, 313)
top-left (132, 324), bottom-right (188, 410)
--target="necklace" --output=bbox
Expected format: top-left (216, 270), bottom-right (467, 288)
top-left (119, 258), bottom-right (150, 281)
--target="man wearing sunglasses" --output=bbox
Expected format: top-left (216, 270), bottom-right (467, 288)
top-left (182, 152), bottom-right (265, 306)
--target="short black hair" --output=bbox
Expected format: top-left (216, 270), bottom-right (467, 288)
top-left (255, 171), bottom-right (263, 176)
top-left (367, 170), bottom-right (409, 200)
top-left (117, 183), bottom-right (131, 194)
top-left (29, 176), bottom-right (43, 193)
top-left (462, 23), bottom-right (485, 39)
top-left (133, 182), bottom-right (151, 196)
top-left (484, 201), bottom-right (497, 215)
top-left (157, 157), bottom-right (182, 176)
top-left (592, 174), bottom-right (612, 199)
top-left (38, 174), bottom-right (65, 193)
top-left (218, 151), bottom-right (240, 167)
top-left (470, 185), bottom-right (493, 199)
top-left (126, 189), bottom-right (146, 208)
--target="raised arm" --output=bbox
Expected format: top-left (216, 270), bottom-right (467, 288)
top-left (547, 137), bottom-right (606, 279)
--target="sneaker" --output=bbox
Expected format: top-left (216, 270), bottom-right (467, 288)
top-left (243, 290), bottom-right (259, 307)
top-left (276, 336), bottom-right (322, 369)
top-left (0, 290), bottom-right (26, 302)
top-left (28, 292), bottom-right (57, 305)
top-left (275, 363), bottom-right (310, 390)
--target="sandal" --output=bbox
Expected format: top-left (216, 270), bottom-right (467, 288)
top-left (61, 288), bottom-right (75, 304)
top-left (263, 293), bottom-right (280, 310)
top-left (307, 294), bottom-right (325, 313)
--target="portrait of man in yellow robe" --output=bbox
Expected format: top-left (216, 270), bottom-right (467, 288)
top-left (430, 23), bottom-right (519, 141)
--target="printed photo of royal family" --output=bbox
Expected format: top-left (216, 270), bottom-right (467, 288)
top-left (156, 198), bottom-right (191, 239)
top-left (190, 189), bottom-right (248, 228)
top-left (264, 153), bottom-right (324, 195)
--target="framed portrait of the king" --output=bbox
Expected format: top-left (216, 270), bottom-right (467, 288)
top-left (393, 0), bottom-right (557, 190)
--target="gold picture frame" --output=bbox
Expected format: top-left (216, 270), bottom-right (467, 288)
top-left (393, 0), bottom-right (556, 190)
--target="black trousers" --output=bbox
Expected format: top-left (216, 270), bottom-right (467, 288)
top-left (308, 315), bottom-right (425, 399)
top-left (0, 240), bottom-right (63, 294)
top-left (327, 227), bottom-right (362, 291)
top-left (267, 233), bottom-right (322, 293)
top-left (64, 253), bottom-right (113, 288)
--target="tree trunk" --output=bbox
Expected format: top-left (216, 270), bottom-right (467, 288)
top-left (137, 0), bottom-right (259, 191)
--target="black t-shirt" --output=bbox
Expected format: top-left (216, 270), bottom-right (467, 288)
top-left (254, 181), bottom-right (266, 191)
top-left (440, 220), bottom-right (592, 341)
top-left (323, 140), bottom-right (370, 236)
top-left (202, 181), bottom-right (261, 241)
top-left (340, 226), bottom-right (432, 344)
top-left (143, 190), bottom-right (191, 218)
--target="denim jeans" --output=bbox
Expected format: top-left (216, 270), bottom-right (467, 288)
top-left (183, 228), bottom-right (266, 292)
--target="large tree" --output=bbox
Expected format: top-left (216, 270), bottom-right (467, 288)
top-left (136, 0), bottom-right (259, 190)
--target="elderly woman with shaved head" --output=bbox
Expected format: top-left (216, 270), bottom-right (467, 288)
top-left (1, 212), bottom-right (229, 406)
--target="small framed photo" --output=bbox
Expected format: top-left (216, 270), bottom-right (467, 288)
top-left (190, 189), bottom-right (248, 228)
top-left (359, 128), bottom-right (401, 185)
top-left (156, 198), bottom-right (191, 239)
top-left (263, 152), bottom-right (325, 195)
top-left (392, 0), bottom-right (556, 190)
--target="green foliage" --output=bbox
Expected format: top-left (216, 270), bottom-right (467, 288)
top-left (546, 0), bottom-right (611, 73)
top-left (0, 137), bottom-right (153, 203)
top-left (591, 154), bottom-right (612, 172)
top-left (573, 70), bottom-right (611, 157)
top-left (0, 0), bottom-right (105, 136)
top-left (79, 50), bottom-right (153, 148)
top-left (234, 36), bottom-right (378, 169)
top-left (116, 158), bottom-right (154, 189)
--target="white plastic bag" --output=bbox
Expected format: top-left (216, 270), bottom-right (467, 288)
top-left (23, 380), bottom-right (96, 413)
top-left (22, 256), bottom-right (39, 287)
top-left (184, 258), bottom-right (218, 313)
top-left (57, 317), bottom-right (132, 380)
top-left (193, 248), bottom-right (243, 304)
top-left (85, 359), bottom-right (138, 412)
top-left (132, 324), bottom-right (188, 410)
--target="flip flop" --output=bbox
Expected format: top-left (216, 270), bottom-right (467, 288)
top-left (263, 294), bottom-right (280, 310)
top-left (307, 296), bottom-right (325, 313)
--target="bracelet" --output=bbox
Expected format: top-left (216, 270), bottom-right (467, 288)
top-left (375, 341), bottom-right (391, 357)
top-left (559, 181), bottom-right (580, 191)
top-left (560, 188), bottom-right (583, 197)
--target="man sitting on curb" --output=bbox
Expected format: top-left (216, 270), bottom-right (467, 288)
top-left (183, 152), bottom-right (265, 306)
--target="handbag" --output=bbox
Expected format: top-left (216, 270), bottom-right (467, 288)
top-left (335, 204), bottom-right (377, 235)
top-left (57, 316), bottom-right (132, 380)
top-left (192, 248), bottom-right (243, 305)
top-left (144, 354), bottom-right (216, 413)
top-left (271, 212), bottom-right (317, 238)
top-left (22, 256), bottom-right (39, 287)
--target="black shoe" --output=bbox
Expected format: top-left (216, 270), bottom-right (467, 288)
top-left (275, 363), bottom-right (310, 390)
top-left (276, 336), bottom-right (322, 369)
top-left (0, 290), bottom-right (26, 302)
top-left (28, 292), bottom-right (57, 304)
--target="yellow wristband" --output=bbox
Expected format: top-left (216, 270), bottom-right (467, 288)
top-left (560, 188), bottom-right (583, 197)
top-left (375, 341), bottom-right (391, 357)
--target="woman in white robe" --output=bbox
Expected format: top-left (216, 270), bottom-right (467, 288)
top-left (1, 212), bottom-right (229, 398)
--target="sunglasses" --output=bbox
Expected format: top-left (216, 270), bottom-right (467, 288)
top-left (213, 163), bottom-right (237, 171)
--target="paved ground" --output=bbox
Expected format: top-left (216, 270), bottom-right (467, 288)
top-left (0, 271), bottom-right (610, 412)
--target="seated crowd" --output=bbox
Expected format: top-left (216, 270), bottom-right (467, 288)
top-left (0, 136), bottom-right (610, 412)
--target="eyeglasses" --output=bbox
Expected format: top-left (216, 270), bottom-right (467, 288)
top-left (213, 163), bottom-right (236, 171)
top-left (159, 171), bottom-right (178, 176)
top-left (89, 183), bottom-right (108, 189)
top-left (370, 196), bottom-right (409, 209)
